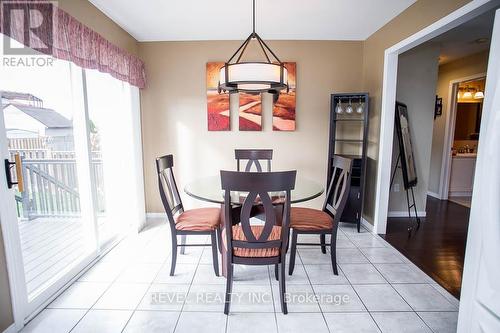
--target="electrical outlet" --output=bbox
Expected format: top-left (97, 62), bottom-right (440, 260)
top-left (393, 183), bottom-right (400, 192)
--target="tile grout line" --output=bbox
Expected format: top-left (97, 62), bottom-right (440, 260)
top-left (343, 225), bottom-right (390, 333)
top-left (173, 235), bottom-right (207, 333)
top-left (265, 265), bottom-right (279, 333)
top-left (65, 231), bottom-right (160, 333)
top-left (119, 239), bottom-right (174, 333)
top-left (34, 222), bottom-right (457, 333)
top-left (370, 255), bottom-right (459, 312)
top-left (66, 242), bottom-right (149, 332)
top-left (296, 248), bottom-right (333, 333)
top-left (414, 311), bottom-right (439, 333)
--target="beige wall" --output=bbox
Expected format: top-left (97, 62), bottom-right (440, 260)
top-left (138, 0), bottom-right (475, 219)
top-left (428, 51), bottom-right (489, 195)
top-left (361, 0), bottom-right (471, 223)
top-left (389, 44), bottom-right (440, 213)
top-left (139, 41), bottom-right (364, 213)
top-left (0, 1), bottom-right (139, 330)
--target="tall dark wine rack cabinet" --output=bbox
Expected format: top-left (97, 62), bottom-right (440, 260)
top-left (328, 93), bottom-right (369, 232)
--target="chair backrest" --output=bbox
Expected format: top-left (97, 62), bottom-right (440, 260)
top-left (221, 170), bottom-right (296, 258)
top-left (156, 154), bottom-right (184, 225)
top-left (323, 155), bottom-right (352, 223)
top-left (235, 149), bottom-right (273, 172)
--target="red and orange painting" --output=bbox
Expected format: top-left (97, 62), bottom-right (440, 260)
top-left (273, 62), bottom-right (296, 131)
top-left (239, 92), bottom-right (262, 131)
top-left (207, 62), bottom-right (230, 131)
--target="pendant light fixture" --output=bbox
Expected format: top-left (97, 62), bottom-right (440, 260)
top-left (218, 0), bottom-right (288, 94)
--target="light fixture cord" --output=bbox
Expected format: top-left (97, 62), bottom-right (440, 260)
top-left (252, 0), bottom-right (256, 34)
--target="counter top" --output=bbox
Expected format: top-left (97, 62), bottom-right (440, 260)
top-left (453, 153), bottom-right (477, 158)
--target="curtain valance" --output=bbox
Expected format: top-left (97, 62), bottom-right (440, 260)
top-left (1, 1), bottom-right (146, 88)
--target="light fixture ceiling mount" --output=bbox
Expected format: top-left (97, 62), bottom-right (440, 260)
top-left (218, 0), bottom-right (288, 94)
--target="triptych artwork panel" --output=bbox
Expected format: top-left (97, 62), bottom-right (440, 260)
top-left (207, 62), bottom-right (296, 131)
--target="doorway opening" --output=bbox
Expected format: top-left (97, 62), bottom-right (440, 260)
top-left (382, 8), bottom-right (495, 299)
top-left (446, 77), bottom-right (485, 208)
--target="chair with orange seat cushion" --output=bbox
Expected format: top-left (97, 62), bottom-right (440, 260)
top-left (156, 154), bottom-right (221, 277)
top-left (221, 170), bottom-right (296, 315)
top-left (289, 155), bottom-right (352, 276)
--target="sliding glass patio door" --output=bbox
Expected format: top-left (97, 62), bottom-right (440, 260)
top-left (0, 56), bottom-right (98, 317)
top-left (0, 38), bottom-right (144, 323)
top-left (84, 68), bottom-right (144, 249)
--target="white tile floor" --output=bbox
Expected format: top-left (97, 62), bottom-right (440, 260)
top-left (21, 219), bottom-right (459, 333)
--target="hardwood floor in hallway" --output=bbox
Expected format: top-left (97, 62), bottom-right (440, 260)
top-left (382, 196), bottom-right (470, 299)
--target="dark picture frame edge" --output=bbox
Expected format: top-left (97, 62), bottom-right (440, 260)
top-left (394, 101), bottom-right (418, 189)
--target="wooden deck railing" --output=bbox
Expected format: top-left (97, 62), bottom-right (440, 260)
top-left (10, 150), bottom-right (105, 220)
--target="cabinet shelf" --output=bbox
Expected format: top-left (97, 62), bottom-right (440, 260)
top-left (334, 118), bottom-right (364, 122)
top-left (328, 92), bottom-right (369, 233)
top-left (335, 139), bottom-right (364, 143)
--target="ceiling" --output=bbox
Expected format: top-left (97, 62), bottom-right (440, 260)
top-left (432, 10), bottom-right (494, 65)
top-left (89, 0), bottom-right (416, 41)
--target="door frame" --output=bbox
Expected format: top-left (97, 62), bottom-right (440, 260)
top-left (1, 65), bottom-right (146, 330)
top-left (373, 0), bottom-right (500, 235)
top-left (439, 73), bottom-right (486, 200)
top-left (0, 63), bottom-right (99, 329)
top-left (458, 8), bottom-right (500, 330)
top-left (0, 107), bottom-right (27, 332)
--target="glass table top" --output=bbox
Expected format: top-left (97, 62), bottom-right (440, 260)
top-left (184, 175), bottom-right (324, 205)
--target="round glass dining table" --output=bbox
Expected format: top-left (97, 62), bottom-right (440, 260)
top-left (184, 175), bottom-right (324, 204)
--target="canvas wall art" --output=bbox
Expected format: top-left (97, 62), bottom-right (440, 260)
top-left (239, 92), bottom-right (262, 131)
top-left (206, 62), bottom-right (230, 131)
top-left (273, 62), bottom-right (296, 131)
top-left (207, 61), bottom-right (296, 132)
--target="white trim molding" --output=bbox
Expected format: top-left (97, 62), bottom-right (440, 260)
top-left (361, 217), bottom-right (375, 233)
top-left (373, 0), bottom-right (499, 235)
top-left (388, 211), bottom-right (427, 218)
top-left (439, 73), bottom-right (486, 200)
top-left (146, 212), bottom-right (168, 219)
top-left (2, 323), bottom-right (16, 333)
top-left (427, 191), bottom-right (441, 199)
top-left (448, 191), bottom-right (473, 197)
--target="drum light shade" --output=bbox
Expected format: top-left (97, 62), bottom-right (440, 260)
top-left (219, 62), bottom-right (288, 93)
top-left (218, 0), bottom-right (288, 94)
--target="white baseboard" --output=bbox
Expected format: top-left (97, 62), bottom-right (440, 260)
top-left (3, 323), bottom-right (17, 333)
top-left (361, 217), bottom-right (374, 233)
top-left (146, 212), bottom-right (167, 219)
top-left (388, 211), bottom-right (427, 218)
top-left (427, 191), bottom-right (441, 199)
top-left (448, 191), bottom-right (472, 197)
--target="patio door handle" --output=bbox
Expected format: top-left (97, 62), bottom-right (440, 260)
top-left (4, 153), bottom-right (24, 192)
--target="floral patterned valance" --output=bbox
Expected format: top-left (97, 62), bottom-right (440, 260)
top-left (1, 1), bottom-right (146, 88)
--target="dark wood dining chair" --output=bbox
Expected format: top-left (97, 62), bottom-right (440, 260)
top-left (220, 170), bottom-right (296, 315)
top-left (156, 154), bottom-right (220, 276)
top-left (235, 149), bottom-right (273, 172)
top-left (288, 155), bottom-right (352, 275)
